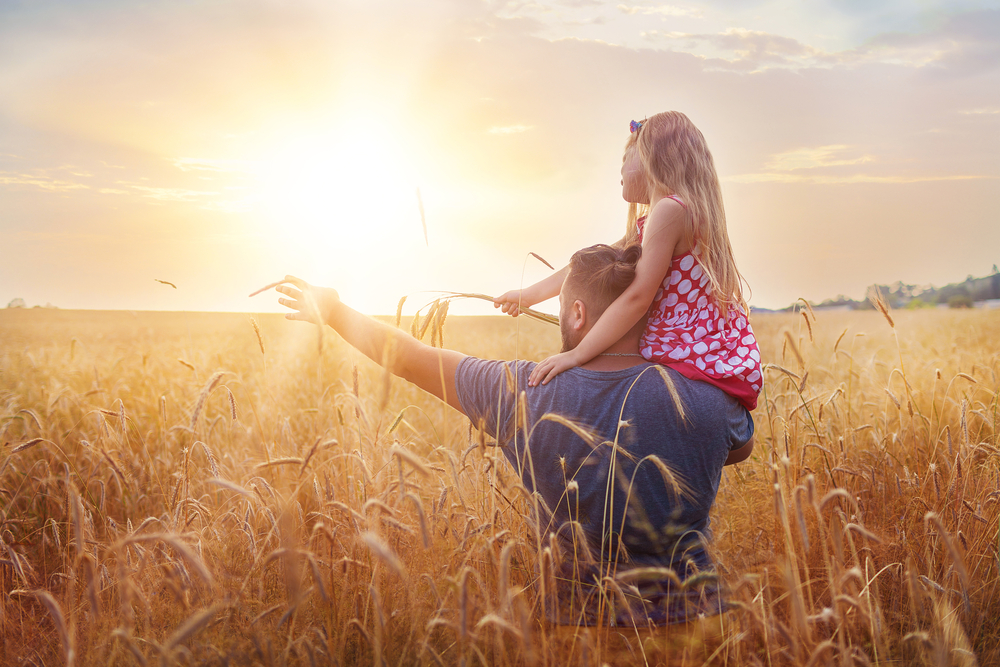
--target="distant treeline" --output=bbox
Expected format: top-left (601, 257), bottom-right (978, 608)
top-left (789, 265), bottom-right (1000, 311)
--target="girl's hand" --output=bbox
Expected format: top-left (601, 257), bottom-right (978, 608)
top-left (528, 350), bottom-right (580, 386)
top-left (276, 275), bottom-right (340, 325)
top-left (494, 290), bottom-right (529, 317)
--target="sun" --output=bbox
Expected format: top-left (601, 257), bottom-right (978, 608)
top-left (256, 121), bottom-right (420, 247)
top-left (250, 114), bottom-right (430, 309)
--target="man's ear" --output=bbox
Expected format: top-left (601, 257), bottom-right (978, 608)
top-left (571, 299), bottom-right (587, 331)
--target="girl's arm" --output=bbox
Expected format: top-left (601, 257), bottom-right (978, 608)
top-left (495, 233), bottom-right (627, 316)
top-left (494, 265), bottom-right (569, 317)
top-left (528, 201), bottom-right (685, 386)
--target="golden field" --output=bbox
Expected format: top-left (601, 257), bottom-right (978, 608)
top-left (1, 306), bottom-right (998, 666)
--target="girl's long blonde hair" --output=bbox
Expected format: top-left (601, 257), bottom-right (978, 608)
top-left (623, 111), bottom-right (749, 315)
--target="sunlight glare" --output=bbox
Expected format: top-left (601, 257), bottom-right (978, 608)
top-left (253, 115), bottom-right (428, 309)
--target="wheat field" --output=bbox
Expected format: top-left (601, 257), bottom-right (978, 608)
top-left (1, 305), bottom-right (998, 666)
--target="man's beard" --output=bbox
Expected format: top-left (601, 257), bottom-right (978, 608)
top-left (560, 326), bottom-right (574, 353)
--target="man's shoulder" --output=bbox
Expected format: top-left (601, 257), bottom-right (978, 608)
top-left (454, 357), bottom-right (534, 408)
top-left (457, 356), bottom-right (535, 380)
top-left (457, 358), bottom-right (724, 408)
top-left (558, 362), bottom-right (665, 390)
top-left (454, 357), bottom-right (538, 441)
top-left (559, 362), bottom-right (749, 415)
top-left (458, 359), bottom-right (662, 394)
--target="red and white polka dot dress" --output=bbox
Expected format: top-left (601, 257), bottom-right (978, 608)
top-left (637, 211), bottom-right (761, 411)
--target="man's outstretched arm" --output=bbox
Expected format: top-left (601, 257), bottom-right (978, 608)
top-left (276, 276), bottom-right (467, 412)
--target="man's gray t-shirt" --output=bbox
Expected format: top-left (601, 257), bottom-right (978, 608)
top-left (456, 357), bottom-right (753, 624)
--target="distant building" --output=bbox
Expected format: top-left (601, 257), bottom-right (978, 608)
top-left (7, 298), bottom-right (26, 309)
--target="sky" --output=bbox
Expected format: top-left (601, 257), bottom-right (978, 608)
top-left (1, 0), bottom-right (998, 314)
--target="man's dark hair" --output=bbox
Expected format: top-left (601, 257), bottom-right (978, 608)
top-left (564, 243), bottom-right (643, 319)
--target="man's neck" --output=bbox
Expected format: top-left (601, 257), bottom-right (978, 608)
top-left (579, 336), bottom-right (645, 372)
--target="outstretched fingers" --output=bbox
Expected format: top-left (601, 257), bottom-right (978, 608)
top-left (276, 284), bottom-right (302, 300)
top-left (276, 283), bottom-right (315, 322)
top-left (283, 275), bottom-right (309, 289)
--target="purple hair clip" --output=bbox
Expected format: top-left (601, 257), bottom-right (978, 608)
top-left (630, 119), bottom-right (643, 133)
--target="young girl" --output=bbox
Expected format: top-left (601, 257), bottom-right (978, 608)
top-left (494, 111), bottom-right (761, 411)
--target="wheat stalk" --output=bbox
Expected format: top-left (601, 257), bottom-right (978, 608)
top-left (250, 316), bottom-right (265, 354)
top-left (406, 292), bottom-right (559, 326)
top-left (12, 590), bottom-right (73, 665)
top-left (868, 286), bottom-right (895, 328)
top-left (10, 437), bottom-right (48, 454)
top-left (190, 371), bottom-right (226, 431)
top-left (361, 532), bottom-right (407, 578)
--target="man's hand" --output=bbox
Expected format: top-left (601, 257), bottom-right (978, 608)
top-left (528, 350), bottom-right (581, 386)
top-left (276, 276), bottom-right (340, 326)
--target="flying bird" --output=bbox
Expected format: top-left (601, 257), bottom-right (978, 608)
top-left (155, 279), bottom-right (177, 289)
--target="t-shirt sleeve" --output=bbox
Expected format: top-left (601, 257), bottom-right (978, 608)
top-left (455, 357), bottom-right (520, 443)
top-left (731, 407), bottom-right (755, 451)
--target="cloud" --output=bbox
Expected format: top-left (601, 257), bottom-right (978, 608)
top-left (637, 9), bottom-right (1000, 73)
top-left (731, 138), bottom-right (994, 183)
top-left (171, 157), bottom-right (250, 173)
top-left (763, 145), bottom-right (873, 171)
top-left (845, 9), bottom-right (1000, 75)
top-left (0, 2), bottom-right (351, 156)
top-left (127, 185), bottom-right (220, 203)
top-left (641, 27), bottom-right (824, 69)
top-left (713, 27), bottom-right (816, 59)
top-left (617, 3), bottom-right (701, 18)
top-left (726, 172), bottom-right (994, 185)
top-left (0, 171), bottom-right (90, 192)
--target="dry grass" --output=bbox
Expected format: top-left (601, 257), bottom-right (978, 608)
top-left (1, 306), bottom-right (998, 665)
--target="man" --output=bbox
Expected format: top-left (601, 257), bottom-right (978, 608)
top-left (276, 243), bottom-right (754, 626)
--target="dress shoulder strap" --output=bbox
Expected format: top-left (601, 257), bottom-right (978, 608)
top-left (666, 194), bottom-right (687, 210)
